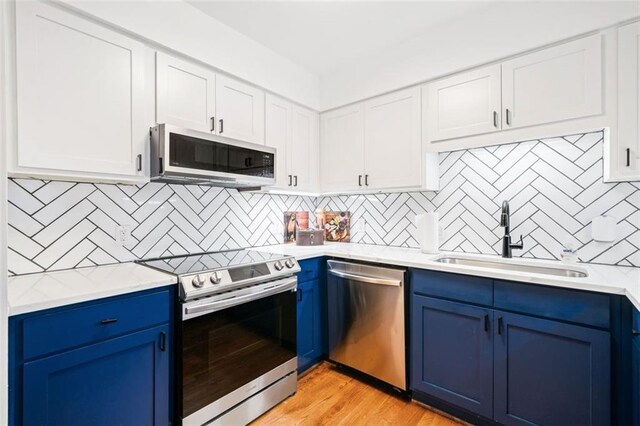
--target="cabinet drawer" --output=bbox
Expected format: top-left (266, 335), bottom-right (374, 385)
top-left (22, 289), bottom-right (171, 360)
top-left (411, 269), bottom-right (493, 306)
top-left (297, 257), bottom-right (323, 283)
top-left (494, 280), bottom-right (610, 329)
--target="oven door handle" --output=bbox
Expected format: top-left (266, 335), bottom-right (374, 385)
top-left (183, 277), bottom-right (297, 319)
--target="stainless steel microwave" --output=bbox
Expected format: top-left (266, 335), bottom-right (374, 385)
top-left (150, 124), bottom-right (276, 189)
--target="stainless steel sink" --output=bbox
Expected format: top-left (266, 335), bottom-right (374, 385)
top-left (434, 256), bottom-right (588, 278)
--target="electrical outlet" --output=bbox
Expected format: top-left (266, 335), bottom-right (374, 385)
top-left (114, 225), bottom-right (131, 246)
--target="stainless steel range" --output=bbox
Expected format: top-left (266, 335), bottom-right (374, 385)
top-left (139, 249), bottom-right (300, 426)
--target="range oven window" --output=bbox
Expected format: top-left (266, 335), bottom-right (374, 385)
top-left (169, 132), bottom-right (275, 178)
top-left (181, 290), bottom-right (296, 418)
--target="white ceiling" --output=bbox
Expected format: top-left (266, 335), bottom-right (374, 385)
top-left (187, 1), bottom-right (492, 75)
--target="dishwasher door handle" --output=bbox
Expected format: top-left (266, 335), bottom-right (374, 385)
top-left (328, 269), bottom-right (401, 286)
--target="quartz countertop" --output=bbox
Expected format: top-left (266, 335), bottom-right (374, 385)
top-left (253, 243), bottom-right (640, 311)
top-left (7, 242), bottom-right (640, 316)
top-left (7, 263), bottom-right (177, 316)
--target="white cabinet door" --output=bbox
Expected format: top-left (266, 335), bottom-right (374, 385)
top-left (502, 35), bottom-right (602, 130)
top-left (424, 64), bottom-right (501, 142)
top-left (364, 87), bottom-right (422, 189)
top-left (290, 106), bottom-right (319, 191)
top-left (216, 75), bottom-right (265, 144)
top-left (320, 104), bottom-right (365, 192)
top-left (156, 52), bottom-right (216, 132)
top-left (265, 94), bottom-right (292, 188)
top-left (15, 1), bottom-right (146, 179)
top-left (613, 22), bottom-right (640, 181)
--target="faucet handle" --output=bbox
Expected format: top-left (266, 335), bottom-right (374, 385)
top-left (511, 235), bottom-right (524, 250)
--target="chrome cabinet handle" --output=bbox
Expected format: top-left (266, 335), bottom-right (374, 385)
top-left (505, 109), bottom-right (512, 126)
top-left (358, 175), bottom-right (363, 186)
top-left (219, 118), bottom-right (224, 134)
top-left (627, 148), bottom-right (631, 167)
top-left (136, 154), bottom-right (142, 172)
top-left (210, 116), bottom-right (215, 132)
top-left (100, 318), bottom-right (118, 325)
top-left (288, 175), bottom-right (292, 186)
top-left (493, 111), bottom-right (499, 128)
top-left (365, 175), bottom-right (369, 186)
top-left (294, 175), bottom-right (298, 187)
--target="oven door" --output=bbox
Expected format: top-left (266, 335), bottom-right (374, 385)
top-left (179, 277), bottom-right (297, 425)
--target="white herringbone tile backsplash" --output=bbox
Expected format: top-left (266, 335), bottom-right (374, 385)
top-left (7, 130), bottom-right (640, 274)
top-left (8, 183), bottom-right (315, 275)
top-left (318, 131), bottom-right (640, 267)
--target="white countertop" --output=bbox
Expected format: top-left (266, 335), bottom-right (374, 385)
top-left (7, 243), bottom-right (640, 316)
top-left (7, 263), bottom-right (177, 316)
top-left (254, 243), bottom-right (640, 311)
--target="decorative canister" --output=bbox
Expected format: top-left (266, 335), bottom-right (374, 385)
top-left (296, 229), bottom-right (325, 246)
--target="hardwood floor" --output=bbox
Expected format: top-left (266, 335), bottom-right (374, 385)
top-left (252, 363), bottom-right (464, 426)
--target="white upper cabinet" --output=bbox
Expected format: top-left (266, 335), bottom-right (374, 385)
top-left (424, 64), bottom-right (502, 141)
top-left (14, 1), bottom-right (147, 182)
top-left (265, 94), bottom-right (292, 188)
top-left (364, 87), bottom-right (422, 189)
top-left (265, 95), bottom-right (318, 191)
top-left (502, 35), bottom-right (602, 130)
top-left (156, 52), bottom-right (216, 132)
top-left (320, 104), bottom-right (365, 192)
top-left (216, 75), bottom-right (265, 145)
top-left (610, 21), bottom-right (640, 181)
top-left (290, 105), bottom-right (319, 191)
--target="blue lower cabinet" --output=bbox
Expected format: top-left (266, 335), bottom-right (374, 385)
top-left (493, 311), bottom-right (611, 426)
top-left (297, 279), bottom-right (322, 373)
top-left (633, 336), bottom-right (640, 426)
top-left (10, 287), bottom-right (173, 426)
top-left (411, 295), bottom-right (494, 418)
top-left (23, 324), bottom-right (170, 426)
top-left (633, 308), bottom-right (640, 426)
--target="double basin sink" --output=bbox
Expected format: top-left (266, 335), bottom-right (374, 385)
top-left (434, 255), bottom-right (588, 278)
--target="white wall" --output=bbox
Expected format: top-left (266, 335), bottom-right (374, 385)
top-left (0, 1), bottom-right (9, 422)
top-left (62, 0), bottom-right (321, 110)
top-left (320, 1), bottom-right (640, 111)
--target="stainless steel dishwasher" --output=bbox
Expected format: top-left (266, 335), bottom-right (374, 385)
top-left (326, 260), bottom-right (406, 390)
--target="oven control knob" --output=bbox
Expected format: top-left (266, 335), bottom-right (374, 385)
top-left (274, 260), bottom-right (284, 271)
top-left (210, 271), bottom-right (222, 284)
top-left (192, 275), bottom-right (205, 288)
top-left (285, 258), bottom-right (295, 269)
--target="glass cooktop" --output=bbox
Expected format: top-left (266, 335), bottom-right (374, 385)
top-left (138, 249), bottom-right (286, 276)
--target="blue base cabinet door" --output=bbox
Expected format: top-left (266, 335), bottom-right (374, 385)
top-left (494, 311), bottom-right (610, 426)
top-left (23, 324), bottom-right (170, 426)
top-left (633, 307), bottom-right (640, 426)
top-left (297, 279), bottom-right (322, 373)
top-left (411, 295), bottom-right (494, 418)
top-left (633, 329), bottom-right (640, 425)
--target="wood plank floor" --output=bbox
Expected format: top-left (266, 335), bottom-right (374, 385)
top-left (252, 363), bottom-right (464, 426)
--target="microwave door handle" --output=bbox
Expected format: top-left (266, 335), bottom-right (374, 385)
top-left (183, 278), bottom-right (297, 319)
